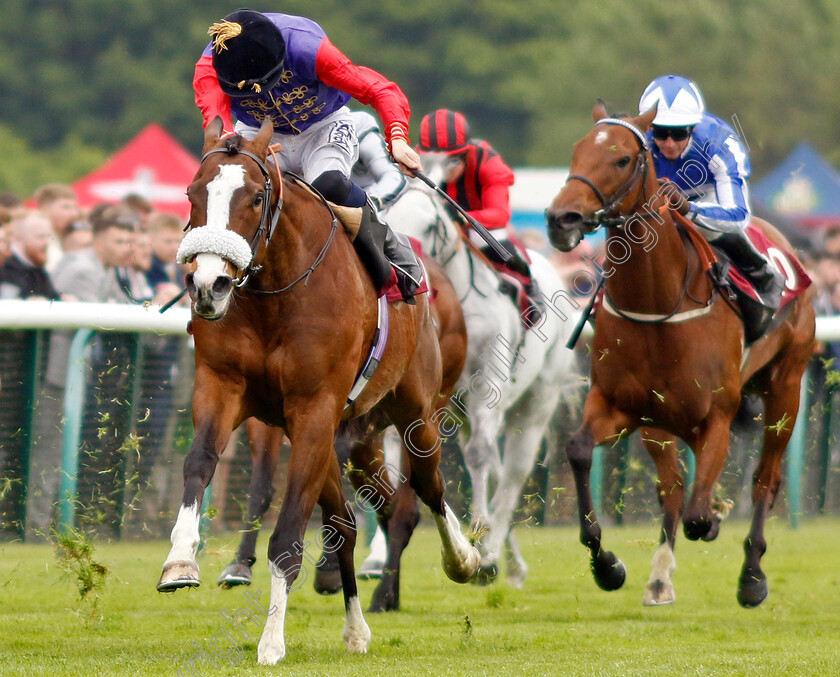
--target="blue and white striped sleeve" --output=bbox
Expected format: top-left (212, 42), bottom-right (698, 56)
top-left (688, 136), bottom-right (751, 234)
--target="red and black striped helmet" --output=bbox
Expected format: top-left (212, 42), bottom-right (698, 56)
top-left (418, 109), bottom-right (471, 154)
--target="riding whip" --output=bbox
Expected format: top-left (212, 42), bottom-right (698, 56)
top-left (410, 168), bottom-right (513, 262)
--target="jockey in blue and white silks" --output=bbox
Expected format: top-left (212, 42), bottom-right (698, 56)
top-left (639, 74), bottom-right (783, 306)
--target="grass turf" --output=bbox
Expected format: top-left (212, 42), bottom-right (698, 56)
top-left (1, 517), bottom-right (839, 676)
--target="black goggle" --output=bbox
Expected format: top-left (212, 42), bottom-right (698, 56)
top-left (652, 126), bottom-right (693, 142)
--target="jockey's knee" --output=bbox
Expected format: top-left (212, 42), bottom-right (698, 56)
top-left (311, 170), bottom-right (366, 207)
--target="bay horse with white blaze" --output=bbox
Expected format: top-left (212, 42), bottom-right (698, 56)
top-left (217, 253), bottom-right (468, 615)
top-left (545, 103), bottom-right (815, 607)
top-left (157, 117), bottom-right (479, 664)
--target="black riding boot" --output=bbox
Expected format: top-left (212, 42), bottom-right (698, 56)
top-left (715, 231), bottom-right (784, 308)
top-left (357, 201), bottom-right (419, 303)
top-left (352, 201), bottom-right (393, 293)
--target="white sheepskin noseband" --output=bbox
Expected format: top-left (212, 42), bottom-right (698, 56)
top-left (176, 227), bottom-right (253, 271)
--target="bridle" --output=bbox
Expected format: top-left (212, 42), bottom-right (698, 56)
top-left (199, 146), bottom-right (283, 288)
top-left (564, 118), bottom-right (650, 228)
top-left (192, 145), bottom-right (337, 295)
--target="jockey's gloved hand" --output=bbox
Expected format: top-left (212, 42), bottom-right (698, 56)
top-left (391, 138), bottom-right (422, 176)
top-left (658, 178), bottom-right (691, 216)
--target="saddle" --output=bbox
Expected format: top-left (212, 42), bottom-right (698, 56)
top-left (290, 176), bottom-right (426, 302)
top-left (672, 212), bottom-right (811, 343)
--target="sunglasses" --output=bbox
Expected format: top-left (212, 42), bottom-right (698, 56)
top-left (652, 126), bottom-right (693, 142)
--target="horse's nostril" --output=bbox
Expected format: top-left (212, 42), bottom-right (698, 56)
top-left (560, 211), bottom-right (584, 228)
top-left (211, 276), bottom-right (232, 299)
top-left (185, 273), bottom-right (196, 294)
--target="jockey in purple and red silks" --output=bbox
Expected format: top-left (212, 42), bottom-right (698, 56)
top-left (193, 10), bottom-right (422, 301)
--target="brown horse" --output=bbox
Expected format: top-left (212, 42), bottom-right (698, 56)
top-left (157, 117), bottom-right (479, 664)
top-left (217, 255), bottom-right (468, 614)
top-left (545, 103), bottom-right (815, 608)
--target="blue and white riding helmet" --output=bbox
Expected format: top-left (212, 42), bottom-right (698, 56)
top-left (638, 75), bottom-right (705, 127)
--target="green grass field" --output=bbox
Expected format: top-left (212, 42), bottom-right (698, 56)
top-left (1, 518), bottom-right (839, 676)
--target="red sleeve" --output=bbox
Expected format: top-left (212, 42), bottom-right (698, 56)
top-left (314, 38), bottom-right (410, 149)
top-left (468, 155), bottom-right (515, 230)
top-left (193, 55), bottom-right (234, 134)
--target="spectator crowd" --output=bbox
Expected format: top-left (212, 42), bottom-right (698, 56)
top-left (0, 184), bottom-right (190, 540)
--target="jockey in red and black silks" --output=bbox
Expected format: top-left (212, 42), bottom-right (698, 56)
top-left (417, 109), bottom-right (542, 301)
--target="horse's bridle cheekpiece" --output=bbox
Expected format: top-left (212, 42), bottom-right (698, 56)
top-left (565, 118), bottom-right (650, 228)
top-left (177, 142), bottom-right (339, 295)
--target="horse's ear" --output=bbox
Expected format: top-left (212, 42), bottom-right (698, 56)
top-left (592, 99), bottom-right (609, 122)
top-left (635, 104), bottom-right (658, 132)
top-left (250, 117), bottom-right (275, 157)
top-left (203, 117), bottom-right (224, 152)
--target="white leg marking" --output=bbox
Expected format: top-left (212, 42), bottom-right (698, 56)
top-left (342, 596), bottom-right (371, 653)
top-left (643, 542), bottom-right (676, 606)
top-left (434, 502), bottom-right (480, 583)
top-left (257, 562), bottom-right (289, 665)
top-left (164, 502), bottom-right (201, 567)
top-left (359, 527), bottom-right (387, 577)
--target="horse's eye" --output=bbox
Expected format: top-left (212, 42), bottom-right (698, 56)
top-left (252, 194), bottom-right (264, 208)
top-left (616, 156), bottom-right (631, 169)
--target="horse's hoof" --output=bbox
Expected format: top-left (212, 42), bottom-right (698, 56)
top-left (643, 579), bottom-right (676, 606)
top-left (314, 567), bottom-right (343, 595)
top-left (470, 561), bottom-right (499, 586)
top-left (738, 569), bottom-right (769, 608)
top-left (442, 545), bottom-right (481, 584)
top-left (357, 559), bottom-right (384, 580)
top-left (157, 560), bottom-right (200, 592)
top-left (701, 519), bottom-right (721, 542)
top-left (343, 622), bottom-right (371, 653)
top-left (683, 514), bottom-right (714, 541)
top-left (592, 552), bottom-right (626, 591)
top-left (368, 592), bottom-right (399, 613)
top-left (217, 562), bottom-right (253, 588)
top-left (257, 640), bottom-right (285, 665)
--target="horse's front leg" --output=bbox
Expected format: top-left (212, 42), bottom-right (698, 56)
top-left (640, 428), bottom-right (683, 606)
top-left (218, 419), bottom-right (285, 588)
top-left (158, 384), bottom-right (243, 592)
top-left (257, 395), bottom-right (352, 665)
top-left (566, 387), bottom-right (635, 592)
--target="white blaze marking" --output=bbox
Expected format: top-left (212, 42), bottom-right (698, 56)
top-left (595, 130), bottom-right (609, 145)
top-left (206, 164), bottom-right (246, 230)
top-left (192, 164), bottom-right (246, 289)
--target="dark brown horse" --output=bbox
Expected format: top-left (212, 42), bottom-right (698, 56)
top-left (545, 103), bottom-right (815, 607)
top-left (216, 255), bottom-right (468, 614)
top-left (157, 118), bottom-right (479, 664)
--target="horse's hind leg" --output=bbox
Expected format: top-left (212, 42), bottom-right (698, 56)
top-left (640, 428), bottom-right (683, 606)
top-left (158, 388), bottom-right (242, 592)
top-left (739, 363), bottom-right (808, 608)
top-left (481, 385), bottom-right (560, 585)
top-left (219, 419), bottom-right (284, 588)
top-left (318, 453), bottom-right (371, 653)
top-left (391, 406), bottom-right (479, 583)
